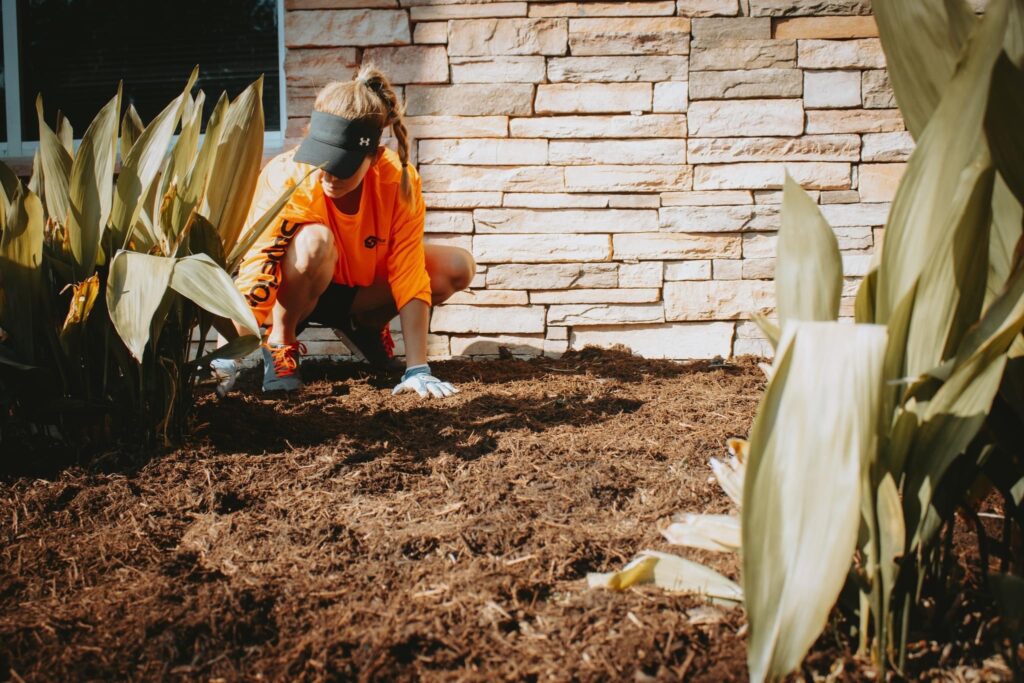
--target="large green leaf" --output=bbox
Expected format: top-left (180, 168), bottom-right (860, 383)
top-left (873, 0), bottom-right (976, 139)
top-left (120, 105), bottom-right (144, 162)
top-left (988, 178), bottom-right (1024, 305)
top-left (986, 55), bottom-right (1024, 206)
top-left (169, 253), bottom-right (259, 338)
top-left (775, 174), bottom-right (842, 325)
top-left (903, 261), bottom-right (1024, 549)
top-left (743, 322), bottom-right (887, 683)
top-left (106, 251), bottom-right (176, 362)
top-left (34, 96), bottom-right (73, 227)
top-left (110, 68), bottom-right (197, 247)
top-left (0, 187), bottom-right (46, 364)
top-left (67, 88), bottom-right (121, 277)
top-left (876, 0), bottom-right (1008, 325)
top-left (202, 77), bottom-right (265, 251)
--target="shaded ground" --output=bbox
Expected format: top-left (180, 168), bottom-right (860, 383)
top-left (0, 349), bottom-right (1016, 681)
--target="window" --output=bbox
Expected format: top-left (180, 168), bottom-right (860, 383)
top-left (0, 0), bottom-right (285, 157)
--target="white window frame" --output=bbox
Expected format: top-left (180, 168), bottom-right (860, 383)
top-left (0, 0), bottom-right (286, 159)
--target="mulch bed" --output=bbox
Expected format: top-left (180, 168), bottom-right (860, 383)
top-left (0, 349), bottom-right (1014, 681)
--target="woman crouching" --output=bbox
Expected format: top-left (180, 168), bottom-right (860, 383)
top-left (213, 66), bottom-right (474, 399)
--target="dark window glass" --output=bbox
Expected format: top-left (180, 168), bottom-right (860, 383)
top-left (19, 0), bottom-right (279, 141)
top-left (1, 17), bottom-right (6, 143)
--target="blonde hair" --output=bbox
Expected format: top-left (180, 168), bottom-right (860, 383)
top-left (313, 64), bottom-right (412, 201)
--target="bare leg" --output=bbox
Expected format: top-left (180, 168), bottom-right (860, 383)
top-left (268, 223), bottom-right (337, 346)
top-left (351, 244), bottom-right (475, 329)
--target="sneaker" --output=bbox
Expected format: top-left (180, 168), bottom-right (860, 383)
top-left (261, 341), bottom-right (306, 392)
top-left (210, 358), bottom-right (241, 398)
top-left (333, 321), bottom-right (402, 371)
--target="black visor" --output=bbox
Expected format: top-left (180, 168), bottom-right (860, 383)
top-left (294, 111), bottom-right (383, 179)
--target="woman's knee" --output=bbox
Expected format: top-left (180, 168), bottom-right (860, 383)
top-left (287, 224), bottom-right (336, 279)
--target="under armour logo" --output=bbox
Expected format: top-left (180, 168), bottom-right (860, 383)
top-left (359, 137), bottom-right (371, 146)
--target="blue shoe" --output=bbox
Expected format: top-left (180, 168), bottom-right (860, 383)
top-left (262, 342), bottom-right (306, 392)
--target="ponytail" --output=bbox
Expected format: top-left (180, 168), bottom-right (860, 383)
top-left (355, 65), bottom-right (413, 203)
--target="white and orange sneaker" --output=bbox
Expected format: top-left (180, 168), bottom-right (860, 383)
top-left (261, 341), bottom-right (306, 392)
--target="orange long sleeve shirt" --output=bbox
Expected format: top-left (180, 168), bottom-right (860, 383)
top-left (235, 146), bottom-right (431, 327)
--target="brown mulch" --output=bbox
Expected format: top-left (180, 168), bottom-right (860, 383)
top-left (0, 348), bottom-right (1015, 681)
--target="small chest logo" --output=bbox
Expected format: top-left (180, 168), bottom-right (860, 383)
top-left (364, 236), bottom-right (385, 249)
top-left (359, 137), bottom-right (371, 147)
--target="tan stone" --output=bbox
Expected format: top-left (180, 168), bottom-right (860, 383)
top-left (687, 134), bottom-right (859, 163)
top-left (447, 18), bottom-right (568, 56)
top-left (691, 17), bottom-right (770, 42)
top-left (690, 40), bottom-right (796, 70)
top-left (510, 114), bottom-right (687, 138)
top-left (664, 280), bottom-right (775, 320)
top-left (833, 226), bottom-right (873, 250)
top-left (547, 56), bottom-right (689, 82)
top-left (734, 320), bottom-right (773, 356)
top-left (405, 84), bottom-right (534, 116)
top-left (676, 0), bottom-right (740, 16)
top-left (842, 253), bottom-right (873, 277)
top-left (547, 326), bottom-right (569, 340)
top-left (568, 17), bottom-right (692, 56)
top-left (564, 165), bottom-right (693, 192)
top-left (798, 39), bottom-right (886, 69)
top-left (693, 162), bottom-right (850, 190)
top-left (862, 70), bottom-right (897, 109)
top-left (423, 192), bottom-right (503, 208)
top-left (819, 203), bottom-right (891, 226)
top-left (714, 259), bottom-right (743, 279)
top-left (430, 305), bottom-right (545, 333)
top-left (619, 262), bottom-right (664, 287)
top-left (610, 195), bottom-right (661, 208)
top-left (549, 139), bottom-right (686, 165)
top-left (362, 46), bottom-right (449, 83)
top-left (862, 132), bottom-right (915, 162)
top-left (805, 109), bottom-right (905, 134)
top-left (661, 190), bottom-right (753, 206)
top-left (285, 9), bottom-right (410, 47)
top-left (536, 83), bottom-right (652, 114)
top-left (688, 99), bottom-right (803, 137)
top-left (753, 189), bottom-right (819, 204)
top-left (571, 322), bottom-right (734, 359)
top-left (486, 263), bottom-right (618, 289)
top-left (819, 190), bottom-right (861, 204)
top-left (449, 334), bottom-right (545, 357)
top-left (473, 208), bottom-right (658, 233)
top-left (774, 16), bottom-right (878, 38)
top-left (613, 233), bottom-right (740, 260)
top-left (748, 0), bottom-right (872, 16)
top-left (418, 138), bottom-right (547, 165)
top-left (420, 165), bottom-right (564, 193)
top-left (665, 260), bottom-right (712, 280)
top-left (285, 48), bottom-right (359, 88)
top-left (451, 56), bottom-right (547, 83)
top-left (502, 193), bottom-right (609, 208)
top-left (405, 116), bottom-right (508, 139)
top-left (445, 289), bottom-right (529, 305)
top-left (803, 70), bottom-right (861, 108)
top-left (425, 211), bottom-right (474, 233)
top-left (660, 205), bottom-right (755, 232)
top-left (413, 21), bottom-right (447, 44)
top-left (532, 288), bottom-right (661, 304)
top-left (653, 82), bottom-right (689, 112)
top-left (742, 232), bottom-right (775, 258)
top-left (858, 163), bottom-right (907, 203)
top-left (741, 258), bottom-right (775, 279)
top-left (286, 0), bottom-right (397, 7)
top-left (474, 234), bottom-right (610, 263)
top-left (410, 1), bottom-right (526, 20)
top-left (688, 68), bottom-right (802, 99)
top-left (530, 2), bottom-right (677, 17)
top-left (548, 303), bottom-right (665, 325)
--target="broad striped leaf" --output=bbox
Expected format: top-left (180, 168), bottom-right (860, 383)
top-left (0, 186), bottom-right (45, 363)
top-left (743, 322), bottom-right (887, 683)
top-left (35, 96), bottom-right (72, 227)
top-left (106, 251), bottom-right (176, 362)
top-left (169, 254), bottom-right (259, 338)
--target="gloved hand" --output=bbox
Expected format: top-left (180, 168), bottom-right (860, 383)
top-left (210, 358), bottom-right (241, 398)
top-left (392, 364), bottom-right (459, 399)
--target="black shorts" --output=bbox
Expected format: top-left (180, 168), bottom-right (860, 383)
top-left (295, 283), bottom-right (359, 334)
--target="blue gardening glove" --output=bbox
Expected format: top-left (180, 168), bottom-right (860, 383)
top-left (392, 364), bottom-right (459, 399)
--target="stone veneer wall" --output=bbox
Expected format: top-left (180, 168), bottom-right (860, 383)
top-left (282, 0), bottom-right (913, 360)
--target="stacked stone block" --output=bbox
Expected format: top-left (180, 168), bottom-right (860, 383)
top-left (281, 0), bottom-right (911, 360)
